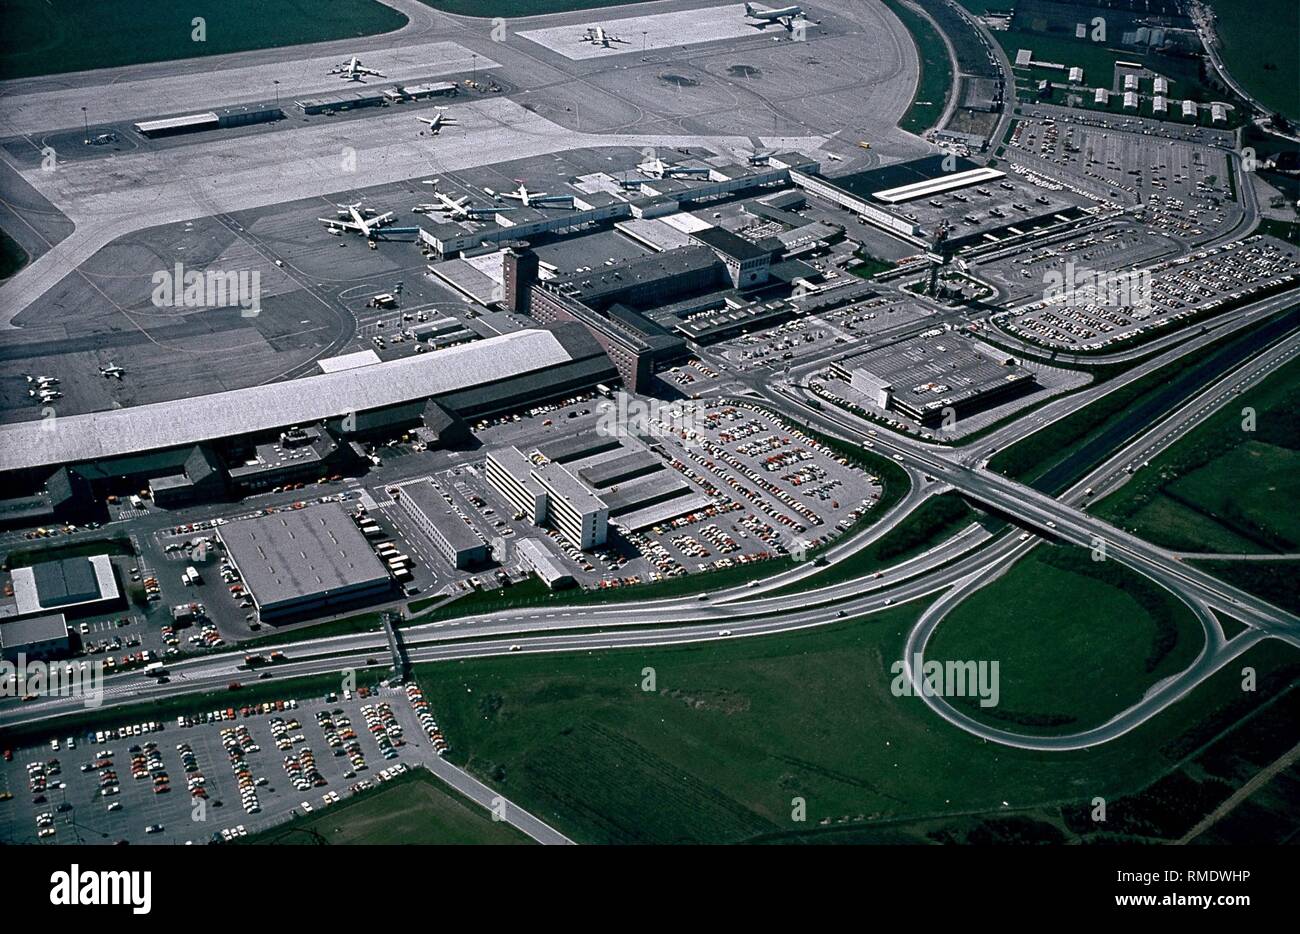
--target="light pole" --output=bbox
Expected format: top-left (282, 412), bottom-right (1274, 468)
top-left (273, 79), bottom-right (280, 110)
top-left (82, 106), bottom-right (88, 144)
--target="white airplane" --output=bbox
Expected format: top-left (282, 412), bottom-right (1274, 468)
top-left (433, 191), bottom-right (510, 220)
top-left (317, 206), bottom-right (397, 239)
top-left (485, 182), bottom-right (574, 208)
top-left (25, 375), bottom-right (58, 385)
top-left (416, 110), bottom-right (457, 134)
top-left (744, 2), bottom-right (805, 29)
top-left (331, 56), bottom-right (385, 82)
top-left (334, 201), bottom-right (375, 219)
top-left (580, 25), bottom-right (630, 47)
top-left (637, 157), bottom-right (711, 179)
top-left (99, 364), bottom-right (125, 379)
top-left (30, 388), bottom-right (62, 400)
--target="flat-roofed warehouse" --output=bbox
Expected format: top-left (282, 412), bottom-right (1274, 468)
top-left (0, 325), bottom-right (616, 483)
top-left (217, 505), bottom-right (392, 622)
top-left (1, 612), bottom-right (71, 662)
top-left (399, 482), bottom-right (490, 569)
top-left (833, 335), bottom-right (1036, 425)
top-left (10, 554), bottom-right (120, 618)
top-left (535, 430), bottom-right (622, 464)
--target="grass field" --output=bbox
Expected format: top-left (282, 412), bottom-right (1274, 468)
top-left (1206, 0), bottom-right (1300, 122)
top-left (0, 0), bottom-right (408, 80)
top-left (409, 591), bottom-right (1298, 844)
top-left (848, 252), bottom-right (895, 280)
top-left (1093, 355), bottom-right (1300, 554)
top-left (881, 0), bottom-right (954, 135)
top-left (237, 610), bottom-right (387, 650)
top-left (246, 769), bottom-right (531, 844)
top-left (927, 544), bottom-right (1205, 733)
top-left (0, 228), bottom-right (28, 281)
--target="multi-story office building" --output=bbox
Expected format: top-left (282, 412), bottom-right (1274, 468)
top-left (532, 461), bottom-right (609, 550)
top-left (485, 446), bottom-right (547, 523)
top-left (485, 446), bottom-right (609, 550)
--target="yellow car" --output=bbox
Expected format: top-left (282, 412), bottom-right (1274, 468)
top-left (0, 791), bottom-right (13, 802)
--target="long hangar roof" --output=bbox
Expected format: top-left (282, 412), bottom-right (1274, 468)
top-left (0, 327), bottom-right (595, 473)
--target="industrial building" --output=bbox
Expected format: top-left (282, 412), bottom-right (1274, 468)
top-left (0, 613), bottom-right (71, 663)
top-left (0, 325), bottom-right (618, 520)
top-left (515, 538), bottom-right (574, 590)
top-left (834, 335), bottom-right (1036, 425)
top-left (399, 483), bottom-right (490, 569)
top-left (400, 82), bottom-right (458, 100)
top-left (223, 427), bottom-right (353, 498)
top-left (133, 103), bottom-right (283, 138)
top-left (535, 430), bottom-right (622, 464)
top-left (9, 555), bottom-right (120, 619)
top-left (218, 505), bottom-right (392, 622)
top-left (296, 89), bottom-right (390, 115)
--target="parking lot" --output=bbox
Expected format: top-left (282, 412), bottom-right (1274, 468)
top-left (998, 234), bottom-right (1300, 350)
top-left (975, 219), bottom-right (1177, 305)
top-left (714, 295), bottom-right (938, 377)
top-left (1007, 106), bottom-right (1241, 245)
top-left (0, 682), bottom-right (448, 845)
